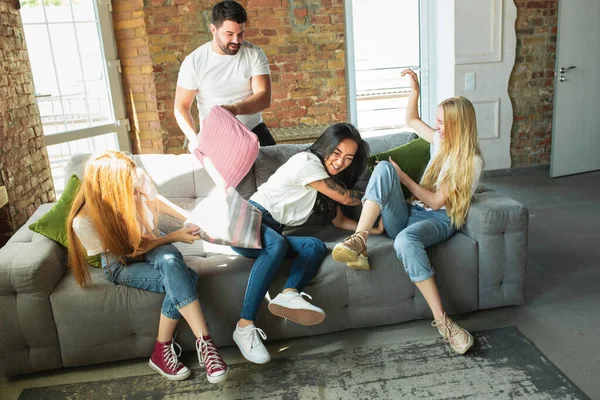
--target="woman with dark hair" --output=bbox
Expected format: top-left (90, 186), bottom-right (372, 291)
top-left (231, 122), bottom-right (381, 364)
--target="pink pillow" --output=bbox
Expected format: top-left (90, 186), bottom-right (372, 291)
top-left (193, 106), bottom-right (260, 188)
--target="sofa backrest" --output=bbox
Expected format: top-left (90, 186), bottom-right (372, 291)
top-left (253, 143), bottom-right (311, 188)
top-left (65, 131), bottom-right (417, 204)
top-left (65, 153), bottom-right (206, 209)
top-left (253, 132), bottom-right (417, 189)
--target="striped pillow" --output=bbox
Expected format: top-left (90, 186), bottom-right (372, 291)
top-left (186, 186), bottom-right (262, 249)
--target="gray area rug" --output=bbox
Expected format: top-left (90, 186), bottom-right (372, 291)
top-left (19, 326), bottom-right (588, 400)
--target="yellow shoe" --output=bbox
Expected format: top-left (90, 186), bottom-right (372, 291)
top-left (346, 250), bottom-right (370, 270)
top-left (332, 232), bottom-right (368, 263)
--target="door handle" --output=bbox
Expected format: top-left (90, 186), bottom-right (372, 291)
top-left (559, 66), bottom-right (576, 73)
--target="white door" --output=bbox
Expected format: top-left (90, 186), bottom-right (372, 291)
top-left (550, 0), bottom-right (600, 177)
top-left (20, 0), bottom-right (130, 193)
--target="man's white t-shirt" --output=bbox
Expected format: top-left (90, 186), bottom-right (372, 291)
top-left (177, 41), bottom-right (270, 134)
top-left (412, 131), bottom-right (484, 210)
top-left (250, 152), bottom-right (330, 227)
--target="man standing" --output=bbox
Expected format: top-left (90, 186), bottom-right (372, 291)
top-left (175, 0), bottom-right (276, 152)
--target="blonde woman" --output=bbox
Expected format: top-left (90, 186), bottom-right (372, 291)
top-left (332, 69), bottom-right (484, 354)
top-left (67, 151), bottom-right (228, 383)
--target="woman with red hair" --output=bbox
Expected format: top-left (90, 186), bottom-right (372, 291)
top-left (67, 151), bottom-right (228, 384)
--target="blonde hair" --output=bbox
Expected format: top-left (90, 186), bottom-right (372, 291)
top-left (419, 96), bottom-right (482, 229)
top-left (67, 151), bottom-right (158, 286)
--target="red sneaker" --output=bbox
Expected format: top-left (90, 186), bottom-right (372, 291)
top-left (149, 338), bottom-right (191, 381)
top-left (196, 336), bottom-right (229, 383)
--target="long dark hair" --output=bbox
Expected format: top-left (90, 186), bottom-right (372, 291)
top-left (307, 123), bottom-right (370, 221)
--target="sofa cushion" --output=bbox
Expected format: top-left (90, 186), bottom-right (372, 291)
top-left (235, 169), bottom-right (256, 200)
top-left (28, 175), bottom-right (101, 268)
top-left (284, 223), bottom-right (479, 326)
top-left (50, 269), bottom-right (161, 367)
top-left (367, 138), bottom-right (431, 198)
top-left (134, 154), bottom-right (198, 199)
top-left (254, 144), bottom-right (311, 188)
top-left (64, 154), bottom-right (90, 180)
top-left (28, 174), bottom-right (80, 249)
top-left (354, 132), bottom-right (417, 189)
top-left (65, 153), bottom-right (200, 200)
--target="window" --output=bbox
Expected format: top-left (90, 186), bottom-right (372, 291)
top-left (345, 0), bottom-right (429, 137)
top-left (20, 0), bottom-right (129, 194)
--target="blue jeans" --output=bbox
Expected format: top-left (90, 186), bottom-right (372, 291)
top-left (364, 162), bottom-right (455, 282)
top-left (232, 201), bottom-right (328, 321)
top-left (101, 244), bottom-right (199, 320)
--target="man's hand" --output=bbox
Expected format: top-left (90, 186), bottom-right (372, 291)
top-left (221, 104), bottom-right (240, 116)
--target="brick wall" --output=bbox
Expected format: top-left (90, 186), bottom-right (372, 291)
top-left (117, 1), bottom-right (557, 163)
top-left (114, 0), bottom-right (347, 153)
top-left (0, 0), bottom-right (55, 241)
top-left (112, 1), bottom-right (163, 153)
top-left (250, 0), bottom-right (347, 131)
top-left (143, 0), bottom-right (213, 154)
top-left (509, 0), bottom-right (558, 166)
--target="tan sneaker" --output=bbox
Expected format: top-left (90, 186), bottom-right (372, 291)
top-left (332, 232), bottom-right (368, 263)
top-left (432, 313), bottom-right (474, 355)
top-left (346, 250), bottom-right (370, 270)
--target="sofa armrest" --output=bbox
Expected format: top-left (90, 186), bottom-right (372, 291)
top-left (0, 235), bottom-right (66, 294)
top-left (0, 208), bottom-right (65, 376)
top-left (460, 189), bottom-right (529, 309)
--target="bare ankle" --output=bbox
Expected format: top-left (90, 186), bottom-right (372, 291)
top-left (433, 312), bottom-right (446, 322)
top-left (238, 319), bottom-right (253, 328)
top-left (356, 231), bottom-right (369, 240)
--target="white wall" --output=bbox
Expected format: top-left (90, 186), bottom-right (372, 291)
top-left (428, 0), bottom-right (517, 170)
top-left (428, 0), bottom-right (455, 127)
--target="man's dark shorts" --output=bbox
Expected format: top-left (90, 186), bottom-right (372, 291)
top-left (251, 123), bottom-right (276, 146)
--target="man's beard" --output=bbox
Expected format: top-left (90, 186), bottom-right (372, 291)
top-left (217, 38), bottom-right (241, 55)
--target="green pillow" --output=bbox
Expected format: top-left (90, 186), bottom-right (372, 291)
top-left (29, 175), bottom-right (101, 268)
top-left (367, 138), bottom-right (431, 199)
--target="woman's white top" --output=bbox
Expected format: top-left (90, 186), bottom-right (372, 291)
top-left (250, 152), bottom-right (330, 226)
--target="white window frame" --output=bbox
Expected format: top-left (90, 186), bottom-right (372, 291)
top-left (344, 0), bottom-right (431, 129)
top-left (22, 0), bottom-right (130, 152)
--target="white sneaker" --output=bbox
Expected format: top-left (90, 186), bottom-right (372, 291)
top-left (233, 323), bottom-right (271, 364)
top-left (268, 291), bottom-right (326, 326)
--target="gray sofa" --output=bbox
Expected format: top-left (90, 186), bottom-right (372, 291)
top-left (0, 132), bottom-right (528, 376)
